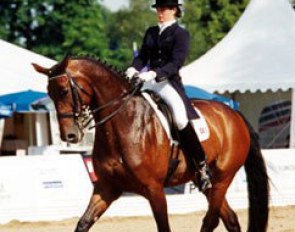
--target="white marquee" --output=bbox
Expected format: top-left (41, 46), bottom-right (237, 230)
top-left (0, 39), bottom-right (56, 96)
top-left (181, 0), bottom-right (295, 148)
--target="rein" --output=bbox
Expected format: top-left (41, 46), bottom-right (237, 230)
top-left (49, 70), bottom-right (142, 131)
top-left (89, 80), bottom-right (142, 129)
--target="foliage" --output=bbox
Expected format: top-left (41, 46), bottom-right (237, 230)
top-left (105, 0), bottom-right (156, 68)
top-left (0, 0), bottom-right (249, 67)
top-left (182, 0), bottom-right (249, 62)
top-left (0, 0), bottom-right (110, 61)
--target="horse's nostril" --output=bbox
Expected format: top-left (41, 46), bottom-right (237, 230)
top-left (67, 133), bottom-right (77, 141)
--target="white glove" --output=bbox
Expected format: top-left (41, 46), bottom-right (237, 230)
top-left (138, 71), bottom-right (157, 82)
top-left (125, 67), bottom-right (139, 79)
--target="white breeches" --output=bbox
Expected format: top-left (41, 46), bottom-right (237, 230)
top-left (142, 80), bottom-right (189, 130)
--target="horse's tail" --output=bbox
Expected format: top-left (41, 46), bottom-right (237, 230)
top-left (240, 113), bottom-right (269, 232)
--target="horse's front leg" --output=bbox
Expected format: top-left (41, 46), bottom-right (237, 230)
top-left (74, 182), bottom-right (121, 232)
top-left (146, 184), bottom-right (171, 232)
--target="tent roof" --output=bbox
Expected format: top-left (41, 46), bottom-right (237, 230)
top-left (0, 39), bottom-right (56, 95)
top-left (180, 0), bottom-right (295, 94)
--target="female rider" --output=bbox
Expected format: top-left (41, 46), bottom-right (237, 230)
top-left (125, 0), bottom-right (212, 192)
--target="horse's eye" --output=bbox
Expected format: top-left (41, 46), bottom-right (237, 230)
top-left (60, 88), bottom-right (69, 97)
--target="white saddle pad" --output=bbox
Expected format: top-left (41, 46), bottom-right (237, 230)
top-left (142, 92), bottom-right (210, 143)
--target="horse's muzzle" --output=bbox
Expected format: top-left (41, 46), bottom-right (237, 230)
top-left (66, 132), bottom-right (79, 143)
top-left (61, 127), bottom-right (83, 144)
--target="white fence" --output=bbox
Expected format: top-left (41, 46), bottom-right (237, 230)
top-left (0, 155), bottom-right (92, 224)
top-left (0, 149), bottom-right (294, 223)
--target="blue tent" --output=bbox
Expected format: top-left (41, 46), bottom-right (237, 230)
top-left (184, 85), bottom-right (239, 110)
top-left (0, 87), bottom-right (238, 118)
top-left (0, 104), bottom-right (13, 118)
top-left (0, 90), bottom-right (48, 118)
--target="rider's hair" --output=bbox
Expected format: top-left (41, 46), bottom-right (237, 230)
top-left (175, 6), bottom-right (182, 18)
top-left (168, 6), bottom-right (182, 18)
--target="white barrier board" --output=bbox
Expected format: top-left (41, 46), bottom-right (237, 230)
top-left (0, 155), bottom-right (92, 224)
top-left (0, 149), bottom-right (294, 223)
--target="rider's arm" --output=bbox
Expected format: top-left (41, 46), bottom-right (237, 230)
top-left (131, 27), bottom-right (153, 71)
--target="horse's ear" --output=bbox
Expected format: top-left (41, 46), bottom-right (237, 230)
top-left (59, 53), bottom-right (70, 70)
top-left (32, 63), bottom-right (50, 76)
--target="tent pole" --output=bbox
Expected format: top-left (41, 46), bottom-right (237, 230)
top-left (28, 114), bottom-right (34, 146)
top-left (290, 88), bottom-right (295, 148)
top-left (0, 119), bottom-right (5, 147)
top-left (35, 113), bottom-right (49, 146)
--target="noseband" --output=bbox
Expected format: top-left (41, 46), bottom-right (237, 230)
top-left (49, 70), bottom-right (142, 131)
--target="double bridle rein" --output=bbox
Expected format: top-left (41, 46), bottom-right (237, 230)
top-left (49, 70), bottom-right (142, 131)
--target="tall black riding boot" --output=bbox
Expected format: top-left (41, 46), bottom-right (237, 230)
top-left (179, 122), bottom-right (212, 192)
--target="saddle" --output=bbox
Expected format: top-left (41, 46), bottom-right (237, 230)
top-left (143, 90), bottom-right (182, 184)
top-left (144, 90), bottom-right (179, 139)
top-left (142, 90), bottom-right (210, 184)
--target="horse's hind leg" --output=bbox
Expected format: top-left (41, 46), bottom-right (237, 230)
top-left (220, 200), bottom-right (241, 232)
top-left (146, 184), bottom-right (171, 232)
top-left (74, 182), bottom-right (121, 232)
top-left (201, 175), bottom-right (234, 232)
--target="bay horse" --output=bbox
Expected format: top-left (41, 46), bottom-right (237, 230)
top-left (32, 55), bottom-right (269, 232)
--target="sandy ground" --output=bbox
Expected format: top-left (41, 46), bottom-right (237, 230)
top-left (0, 206), bottom-right (294, 232)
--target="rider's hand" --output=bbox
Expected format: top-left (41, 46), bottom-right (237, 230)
top-left (138, 71), bottom-right (157, 82)
top-left (125, 67), bottom-right (139, 80)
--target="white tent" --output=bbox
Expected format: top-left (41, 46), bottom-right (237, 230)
top-left (181, 0), bottom-right (295, 148)
top-left (0, 39), bottom-right (56, 95)
top-left (0, 39), bottom-right (56, 148)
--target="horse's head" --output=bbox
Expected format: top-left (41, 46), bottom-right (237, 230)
top-left (32, 55), bottom-right (94, 143)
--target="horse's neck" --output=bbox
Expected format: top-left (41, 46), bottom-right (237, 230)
top-left (86, 65), bottom-right (141, 126)
top-left (79, 61), bottom-right (155, 139)
top-left (92, 94), bottom-right (150, 158)
top-left (90, 66), bottom-right (130, 106)
top-left (93, 95), bottom-right (152, 143)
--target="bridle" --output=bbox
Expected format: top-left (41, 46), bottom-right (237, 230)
top-left (49, 70), bottom-right (92, 132)
top-left (49, 70), bottom-right (142, 131)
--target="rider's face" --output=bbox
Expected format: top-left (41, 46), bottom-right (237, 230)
top-left (156, 7), bottom-right (176, 23)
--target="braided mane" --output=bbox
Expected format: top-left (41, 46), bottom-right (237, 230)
top-left (71, 55), bottom-right (127, 79)
top-left (48, 54), bottom-right (128, 81)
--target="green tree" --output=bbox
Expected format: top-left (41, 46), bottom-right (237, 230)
top-left (182, 0), bottom-right (249, 62)
top-left (0, 0), bottom-right (251, 68)
top-left (105, 0), bottom-right (156, 68)
top-left (0, 0), bottom-right (110, 60)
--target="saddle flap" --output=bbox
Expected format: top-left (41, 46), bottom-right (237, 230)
top-left (142, 91), bottom-right (210, 143)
